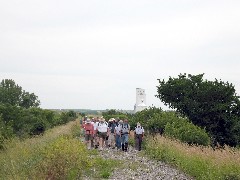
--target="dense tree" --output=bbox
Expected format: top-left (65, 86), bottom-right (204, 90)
top-left (0, 79), bottom-right (40, 108)
top-left (156, 73), bottom-right (240, 146)
top-left (102, 109), bottom-right (128, 121)
top-left (0, 79), bottom-right (22, 106)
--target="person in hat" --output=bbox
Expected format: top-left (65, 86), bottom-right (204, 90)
top-left (121, 119), bottom-right (130, 152)
top-left (83, 119), bottom-right (94, 150)
top-left (96, 118), bottom-right (109, 150)
top-left (134, 122), bottom-right (144, 151)
top-left (108, 118), bottom-right (117, 148)
top-left (115, 120), bottom-right (123, 150)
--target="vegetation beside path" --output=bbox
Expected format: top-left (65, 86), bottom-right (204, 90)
top-left (0, 120), bottom-right (119, 179)
top-left (145, 136), bottom-right (240, 180)
top-left (1, 118), bottom-right (239, 179)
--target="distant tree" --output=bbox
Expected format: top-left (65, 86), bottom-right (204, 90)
top-left (0, 79), bottom-right (40, 108)
top-left (0, 79), bottom-right (22, 106)
top-left (102, 109), bottom-right (128, 120)
top-left (156, 73), bottom-right (240, 146)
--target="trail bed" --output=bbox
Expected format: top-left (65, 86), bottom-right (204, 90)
top-left (98, 147), bottom-right (193, 180)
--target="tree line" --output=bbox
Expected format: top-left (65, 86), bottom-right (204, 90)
top-left (0, 79), bottom-right (77, 149)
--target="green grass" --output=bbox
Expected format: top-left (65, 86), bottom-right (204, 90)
top-left (0, 120), bottom-right (121, 179)
top-left (144, 136), bottom-right (240, 180)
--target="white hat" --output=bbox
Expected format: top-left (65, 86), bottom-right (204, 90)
top-left (86, 119), bottom-right (91, 123)
top-left (137, 122), bottom-right (141, 126)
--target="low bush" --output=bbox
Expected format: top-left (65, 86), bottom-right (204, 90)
top-left (33, 135), bottom-right (91, 179)
top-left (164, 120), bottom-right (210, 146)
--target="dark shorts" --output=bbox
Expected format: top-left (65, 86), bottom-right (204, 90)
top-left (85, 134), bottom-right (92, 141)
top-left (98, 132), bottom-right (107, 139)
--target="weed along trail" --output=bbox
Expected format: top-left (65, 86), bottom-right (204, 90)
top-left (96, 147), bottom-right (193, 180)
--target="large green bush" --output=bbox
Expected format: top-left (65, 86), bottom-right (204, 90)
top-left (146, 111), bottom-right (178, 134)
top-left (164, 121), bottom-right (210, 146)
top-left (129, 106), bottom-right (162, 130)
top-left (129, 108), bottom-right (210, 146)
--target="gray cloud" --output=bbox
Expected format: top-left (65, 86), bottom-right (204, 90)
top-left (1, 0), bottom-right (240, 110)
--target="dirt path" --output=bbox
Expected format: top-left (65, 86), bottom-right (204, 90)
top-left (98, 146), bottom-right (193, 180)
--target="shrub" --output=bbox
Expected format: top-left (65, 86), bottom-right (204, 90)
top-left (146, 111), bottom-right (178, 134)
top-left (164, 120), bottom-right (210, 146)
top-left (0, 116), bottom-right (14, 149)
top-left (129, 106), bottom-right (163, 130)
top-left (33, 135), bottom-right (91, 179)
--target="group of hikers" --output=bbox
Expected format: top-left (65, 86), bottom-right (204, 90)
top-left (80, 116), bottom-right (144, 152)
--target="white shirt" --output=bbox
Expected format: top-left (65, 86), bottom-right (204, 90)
top-left (97, 122), bottom-right (108, 133)
top-left (135, 126), bottom-right (144, 134)
top-left (92, 122), bottom-right (98, 131)
top-left (115, 124), bottom-right (122, 135)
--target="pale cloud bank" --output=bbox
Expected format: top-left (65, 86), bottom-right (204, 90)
top-left (1, 0), bottom-right (240, 110)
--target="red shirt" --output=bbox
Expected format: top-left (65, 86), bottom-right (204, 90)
top-left (83, 123), bottom-right (94, 135)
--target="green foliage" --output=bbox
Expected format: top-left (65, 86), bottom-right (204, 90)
top-left (91, 157), bottom-right (119, 179)
top-left (129, 106), bottom-right (163, 130)
top-left (146, 111), bottom-right (177, 134)
top-left (0, 121), bottom-right (120, 179)
top-left (34, 135), bottom-right (91, 179)
top-left (145, 136), bottom-right (240, 180)
top-left (164, 121), bottom-right (210, 146)
top-left (0, 79), bottom-right (40, 108)
top-left (0, 102), bottom-right (77, 145)
top-left (0, 116), bottom-right (14, 149)
top-left (129, 108), bottom-right (210, 146)
top-left (156, 73), bottom-right (240, 146)
top-left (70, 122), bottom-right (82, 138)
top-left (102, 109), bottom-right (128, 120)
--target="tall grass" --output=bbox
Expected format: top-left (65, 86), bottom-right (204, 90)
top-left (145, 136), bottom-right (240, 180)
top-left (0, 120), bottom-right (119, 179)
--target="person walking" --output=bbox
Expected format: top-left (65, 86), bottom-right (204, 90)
top-left (114, 120), bottom-right (123, 150)
top-left (134, 122), bottom-right (144, 151)
top-left (91, 118), bottom-right (99, 148)
top-left (83, 119), bottom-right (94, 150)
top-left (121, 119), bottom-right (130, 152)
top-left (108, 118), bottom-right (117, 148)
top-left (96, 118), bottom-right (109, 150)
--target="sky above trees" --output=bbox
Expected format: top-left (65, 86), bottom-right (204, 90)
top-left (1, 0), bottom-right (240, 110)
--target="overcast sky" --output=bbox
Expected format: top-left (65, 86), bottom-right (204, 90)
top-left (1, 0), bottom-right (240, 110)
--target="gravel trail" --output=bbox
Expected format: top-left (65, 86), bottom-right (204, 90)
top-left (98, 146), bottom-right (193, 180)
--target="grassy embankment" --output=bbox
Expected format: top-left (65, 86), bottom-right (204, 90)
top-left (0, 120), bottom-right (119, 179)
top-left (145, 135), bottom-right (240, 180)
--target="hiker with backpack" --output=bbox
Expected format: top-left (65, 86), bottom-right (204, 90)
top-left (96, 118), bottom-right (109, 150)
top-left (108, 118), bottom-right (117, 149)
top-left (134, 122), bottom-right (144, 151)
top-left (121, 119), bottom-right (130, 152)
top-left (83, 119), bottom-right (94, 150)
top-left (115, 120), bottom-right (123, 150)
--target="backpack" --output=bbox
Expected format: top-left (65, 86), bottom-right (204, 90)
top-left (98, 122), bottom-right (108, 127)
top-left (121, 124), bottom-right (129, 134)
